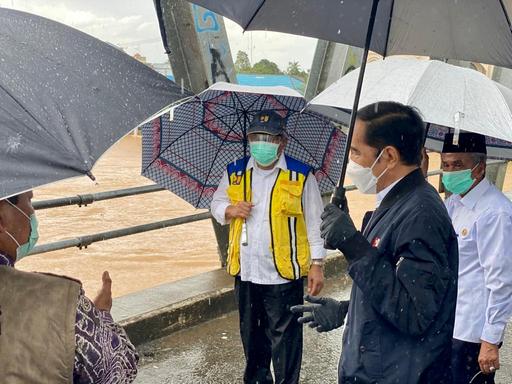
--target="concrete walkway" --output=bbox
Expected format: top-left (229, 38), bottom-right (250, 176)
top-left (133, 275), bottom-right (512, 384)
top-left (112, 253), bottom-right (345, 346)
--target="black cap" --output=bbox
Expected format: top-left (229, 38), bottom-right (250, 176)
top-left (442, 132), bottom-right (487, 155)
top-left (248, 110), bottom-right (286, 136)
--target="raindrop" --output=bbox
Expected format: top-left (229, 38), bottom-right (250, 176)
top-left (337, 29), bottom-right (341, 35)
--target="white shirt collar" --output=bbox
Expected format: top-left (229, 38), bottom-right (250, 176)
top-left (458, 178), bottom-right (491, 210)
top-left (376, 177), bottom-right (403, 208)
top-left (247, 154), bottom-right (288, 171)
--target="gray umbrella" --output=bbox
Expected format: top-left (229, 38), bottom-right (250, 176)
top-left (187, 0), bottom-right (512, 68)
top-left (187, 0), bottom-right (512, 206)
top-left (0, 8), bottom-right (190, 200)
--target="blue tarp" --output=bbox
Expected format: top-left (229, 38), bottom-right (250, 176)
top-left (167, 74), bottom-right (305, 94)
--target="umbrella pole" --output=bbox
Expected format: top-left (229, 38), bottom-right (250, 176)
top-left (331, 0), bottom-right (381, 208)
top-left (241, 117), bottom-right (249, 246)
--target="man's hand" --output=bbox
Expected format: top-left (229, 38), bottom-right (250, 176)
top-left (93, 271), bottom-right (113, 312)
top-left (307, 264), bottom-right (324, 296)
top-left (225, 202), bottom-right (253, 220)
top-left (320, 203), bottom-right (357, 251)
top-left (290, 295), bottom-right (349, 332)
top-left (479, 340), bottom-right (500, 374)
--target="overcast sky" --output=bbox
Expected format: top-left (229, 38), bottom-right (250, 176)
top-left (1, 0), bottom-right (318, 72)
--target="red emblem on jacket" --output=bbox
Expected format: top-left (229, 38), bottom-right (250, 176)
top-left (371, 237), bottom-right (381, 248)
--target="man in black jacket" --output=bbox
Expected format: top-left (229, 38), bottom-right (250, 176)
top-left (292, 102), bottom-right (458, 383)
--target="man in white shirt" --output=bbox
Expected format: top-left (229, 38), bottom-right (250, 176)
top-left (211, 110), bottom-right (325, 384)
top-left (442, 131), bottom-right (512, 384)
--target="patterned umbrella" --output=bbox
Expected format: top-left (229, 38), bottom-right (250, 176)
top-left (141, 82), bottom-right (346, 208)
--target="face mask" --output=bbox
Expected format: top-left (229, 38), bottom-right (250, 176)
top-left (442, 163), bottom-right (479, 195)
top-left (346, 150), bottom-right (388, 194)
top-left (4, 200), bottom-right (39, 261)
top-left (250, 141), bottom-right (280, 167)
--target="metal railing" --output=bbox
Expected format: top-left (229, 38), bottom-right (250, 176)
top-left (30, 169), bottom-right (446, 256)
top-left (33, 184), bottom-right (165, 210)
top-left (30, 212), bottom-right (211, 255)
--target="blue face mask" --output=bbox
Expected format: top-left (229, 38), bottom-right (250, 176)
top-left (5, 201), bottom-right (39, 261)
top-left (250, 141), bottom-right (280, 167)
top-left (442, 163), bottom-right (479, 195)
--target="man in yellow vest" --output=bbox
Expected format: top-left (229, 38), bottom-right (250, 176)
top-left (0, 191), bottom-right (138, 383)
top-left (211, 110), bottom-right (326, 384)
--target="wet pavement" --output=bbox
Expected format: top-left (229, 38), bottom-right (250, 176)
top-left (135, 274), bottom-right (512, 384)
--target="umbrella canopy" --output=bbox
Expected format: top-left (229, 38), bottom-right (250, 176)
top-left (187, 0), bottom-right (512, 68)
top-left (141, 82), bottom-right (346, 208)
top-left (308, 57), bottom-right (512, 157)
top-left (0, 8), bottom-right (189, 200)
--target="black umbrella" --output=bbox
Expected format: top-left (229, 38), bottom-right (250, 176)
top-left (185, 0), bottom-right (512, 205)
top-left (0, 8), bottom-right (190, 200)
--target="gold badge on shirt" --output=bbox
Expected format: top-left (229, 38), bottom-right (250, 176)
top-left (460, 228), bottom-right (469, 237)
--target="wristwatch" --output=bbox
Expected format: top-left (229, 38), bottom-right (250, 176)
top-left (311, 259), bottom-right (324, 267)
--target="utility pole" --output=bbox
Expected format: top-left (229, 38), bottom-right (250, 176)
top-left (154, 0), bottom-right (236, 266)
top-left (305, 41), bottom-right (363, 101)
top-left (154, 0), bottom-right (236, 93)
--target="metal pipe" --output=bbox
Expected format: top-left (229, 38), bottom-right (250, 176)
top-left (33, 184), bottom-right (165, 210)
top-left (29, 211), bottom-right (212, 255)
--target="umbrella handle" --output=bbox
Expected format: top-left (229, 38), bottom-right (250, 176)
top-left (324, 186), bottom-right (348, 250)
top-left (241, 221), bottom-right (249, 246)
top-left (330, 186), bottom-right (348, 212)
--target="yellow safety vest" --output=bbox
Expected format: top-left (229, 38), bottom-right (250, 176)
top-left (225, 156), bottom-right (311, 280)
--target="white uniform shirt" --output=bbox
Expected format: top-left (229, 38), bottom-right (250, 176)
top-left (445, 178), bottom-right (512, 344)
top-left (211, 154), bottom-right (326, 285)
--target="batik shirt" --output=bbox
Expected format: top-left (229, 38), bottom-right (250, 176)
top-left (0, 254), bottom-right (138, 383)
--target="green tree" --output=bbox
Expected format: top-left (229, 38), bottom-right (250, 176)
top-left (286, 61), bottom-right (308, 82)
top-left (251, 59), bottom-right (282, 74)
top-left (235, 50), bottom-right (251, 73)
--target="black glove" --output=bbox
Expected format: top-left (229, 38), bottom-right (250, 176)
top-left (330, 186), bottom-right (349, 214)
top-left (290, 294), bottom-right (349, 332)
top-left (320, 203), bottom-right (357, 251)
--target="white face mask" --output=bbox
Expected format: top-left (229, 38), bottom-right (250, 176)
top-left (346, 150), bottom-right (388, 194)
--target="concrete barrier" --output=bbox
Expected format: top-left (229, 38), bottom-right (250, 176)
top-left (115, 252), bottom-right (346, 346)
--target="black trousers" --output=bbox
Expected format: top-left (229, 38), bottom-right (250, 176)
top-left (234, 277), bottom-right (304, 384)
top-left (451, 339), bottom-right (496, 384)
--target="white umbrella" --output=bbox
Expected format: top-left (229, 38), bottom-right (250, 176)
top-left (309, 57), bottom-right (512, 158)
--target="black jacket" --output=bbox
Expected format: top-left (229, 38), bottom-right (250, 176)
top-left (339, 169), bottom-right (458, 384)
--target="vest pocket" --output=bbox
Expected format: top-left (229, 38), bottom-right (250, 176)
top-left (226, 185), bottom-right (246, 203)
top-left (277, 180), bottom-right (303, 216)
